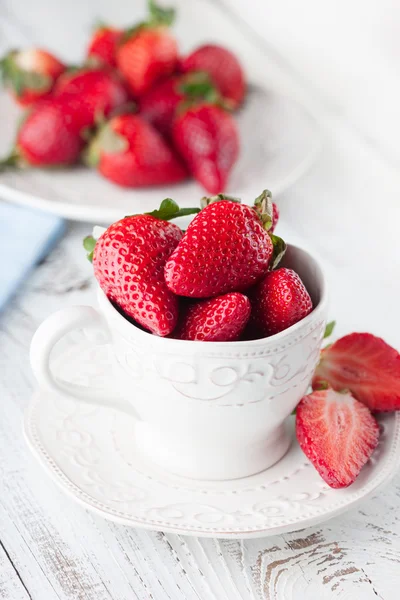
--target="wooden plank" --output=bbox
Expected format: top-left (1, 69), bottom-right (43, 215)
top-left (0, 200), bottom-right (399, 600)
top-left (0, 541), bottom-right (31, 600)
top-left (1, 4), bottom-right (400, 595)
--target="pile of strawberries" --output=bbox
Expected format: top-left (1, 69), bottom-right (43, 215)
top-left (0, 1), bottom-right (244, 194)
top-left (85, 191), bottom-right (308, 341)
top-left (85, 192), bottom-right (400, 492)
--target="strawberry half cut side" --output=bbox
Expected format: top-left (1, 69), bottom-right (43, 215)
top-left (296, 388), bottom-right (379, 488)
top-left (312, 333), bottom-right (400, 411)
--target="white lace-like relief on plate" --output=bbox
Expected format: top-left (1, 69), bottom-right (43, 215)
top-left (25, 343), bottom-right (400, 538)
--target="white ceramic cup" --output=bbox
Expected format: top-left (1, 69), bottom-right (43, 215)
top-left (30, 245), bottom-right (327, 481)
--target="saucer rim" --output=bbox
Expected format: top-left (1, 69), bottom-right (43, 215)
top-left (24, 391), bottom-right (400, 539)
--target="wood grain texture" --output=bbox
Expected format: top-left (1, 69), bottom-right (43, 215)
top-left (0, 217), bottom-right (399, 600)
top-left (1, 1), bottom-right (400, 598)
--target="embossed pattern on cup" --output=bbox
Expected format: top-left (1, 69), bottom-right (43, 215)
top-left (97, 245), bottom-right (328, 480)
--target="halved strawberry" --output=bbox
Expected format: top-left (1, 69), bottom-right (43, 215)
top-left (173, 292), bottom-right (251, 341)
top-left (312, 333), bottom-right (400, 412)
top-left (296, 388), bottom-right (379, 488)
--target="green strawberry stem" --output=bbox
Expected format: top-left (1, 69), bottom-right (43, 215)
top-left (84, 199), bottom-right (199, 259)
top-left (144, 198), bottom-right (200, 220)
top-left (254, 189), bottom-right (273, 231)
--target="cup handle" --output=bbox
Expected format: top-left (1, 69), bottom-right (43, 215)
top-left (30, 305), bottom-right (137, 417)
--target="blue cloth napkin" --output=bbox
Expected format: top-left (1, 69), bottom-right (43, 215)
top-left (0, 202), bottom-right (66, 311)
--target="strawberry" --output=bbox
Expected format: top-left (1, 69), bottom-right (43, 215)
top-left (139, 72), bottom-right (220, 138)
top-left (172, 103), bottom-right (239, 193)
top-left (0, 48), bottom-right (65, 106)
top-left (181, 44), bottom-right (246, 109)
top-left (173, 293), bottom-right (251, 341)
top-left (296, 388), bottom-right (379, 488)
top-left (139, 76), bottom-right (183, 136)
top-left (92, 214), bottom-right (182, 336)
top-left (312, 333), bottom-right (400, 412)
top-left (116, 1), bottom-right (178, 96)
top-left (54, 69), bottom-right (129, 134)
top-left (1, 98), bottom-right (82, 167)
top-left (271, 202), bottom-right (279, 233)
top-left (164, 197), bottom-right (273, 298)
top-left (86, 113), bottom-right (187, 187)
top-left (248, 268), bottom-right (313, 337)
top-left (87, 25), bottom-right (122, 68)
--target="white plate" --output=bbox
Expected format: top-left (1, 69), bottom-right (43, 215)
top-left (0, 85), bottom-right (321, 224)
top-left (24, 342), bottom-right (400, 539)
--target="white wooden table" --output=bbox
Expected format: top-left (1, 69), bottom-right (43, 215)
top-left (1, 1), bottom-right (400, 598)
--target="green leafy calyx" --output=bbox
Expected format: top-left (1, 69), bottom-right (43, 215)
top-left (122, 0), bottom-right (175, 41)
top-left (200, 194), bottom-right (241, 209)
top-left (0, 51), bottom-right (51, 97)
top-left (254, 189), bottom-right (273, 231)
top-left (323, 320), bottom-right (336, 339)
top-left (144, 198), bottom-right (200, 221)
top-left (269, 233), bottom-right (287, 269)
top-left (83, 235), bottom-right (96, 262)
top-left (84, 124), bottom-right (128, 167)
top-left (148, 0), bottom-right (175, 26)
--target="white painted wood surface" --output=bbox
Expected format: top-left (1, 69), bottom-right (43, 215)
top-left (1, 0), bottom-right (400, 597)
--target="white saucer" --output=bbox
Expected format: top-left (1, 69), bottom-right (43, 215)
top-left (0, 85), bottom-right (321, 224)
top-left (24, 342), bottom-right (400, 539)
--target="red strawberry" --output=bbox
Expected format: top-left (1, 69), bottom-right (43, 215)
top-left (139, 72), bottom-right (220, 138)
top-left (173, 293), bottom-right (251, 341)
top-left (271, 203), bottom-right (279, 233)
top-left (54, 69), bottom-right (129, 134)
top-left (296, 388), bottom-right (379, 488)
top-left (87, 25), bottom-right (122, 68)
top-left (139, 76), bottom-right (183, 136)
top-left (172, 103), bottom-right (239, 193)
top-left (248, 268), bottom-right (312, 337)
top-left (312, 333), bottom-right (400, 412)
top-left (0, 48), bottom-right (65, 106)
top-left (164, 198), bottom-right (273, 298)
top-left (86, 113), bottom-right (187, 187)
top-left (181, 44), bottom-right (246, 109)
top-left (8, 98), bottom-right (82, 166)
top-left (116, 1), bottom-right (178, 96)
top-left (93, 215), bottom-right (182, 336)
